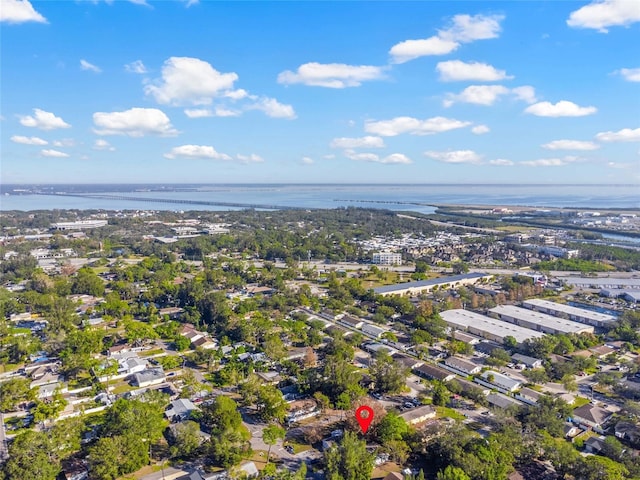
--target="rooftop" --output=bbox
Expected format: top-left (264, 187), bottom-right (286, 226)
top-left (490, 305), bottom-right (594, 335)
top-left (373, 272), bottom-right (489, 294)
top-left (523, 298), bottom-right (616, 323)
top-left (441, 309), bottom-right (545, 344)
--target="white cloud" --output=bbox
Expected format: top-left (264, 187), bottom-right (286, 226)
top-left (0, 0), bottom-right (47, 24)
top-left (444, 85), bottom-right (536, 107)
top-left (301, 156), bottom-right (314, 165)
top-left (439, 14), bottom-right (504, 43)
top-left (52, 139), bottom-right (75, 147)
top-left (567, 0), bottom-right (640, 32)
top-left (607, 161), bottom-right (636, 169)
top-left (125, 60), bottom-right (147, 74)
top-left (80, 59), bottom-right (101, 73)
top-left (19, 108), bottom-right (71, 130)
top-left (615, 67), bottom-right (640, 82)
top-left (389, 37), bottom-right (459, 64)
top-left (488, 159), bottom-right (514, 166)
top-left (247, 97), bottom-right (296, 119)
top-left (524, 101), bottom-right (597, 117)
top-left (511, 86), bottom-right (537, 104)
top-left (471, 125), bottom-right (490, 135)
top-left (93, 107), bottom-right (178, 137)
top-left (236, 154), bottom-right (264, 163)
top-left (164, 145), bottom-right (232, 161)
top-left (145, 57), bottom-right (239, 106)
top-left (41, 149), bottom-right (69, 158)
top-left (436, 60), bottom-right (512, 82)
top-left (444, 85), bottom-right (509, 106)
top-left (365, 116), bottom-right (471, 136)
top-left (542, 139), bottom-right (600, 150)
top-left (345, 150), bottom-right (412, 164)
top-left (424, 150), bottom-right (483, 164)
top-left (184, 0), bottom-right (199, 6)
top-left (184, 108), bottom-right (213, 118)
top-left (521, 156), bottom-right (579, 167)
top-left (213, 107), bottom-right (241, 117)
top-left (278, 62), bottom-right (385, 88)
top-left (595, 127), bottom-right (640, 142)
top-left (10, 135), bottom-right (48, 145)
top-left (224, 89), bottom-right (249, 100)
top-left (330, 136), bottom-right (385, 149)
top-left (389, 14), bottom-right (503, 64)
top-left (93, 139), bottom-right (115, 151)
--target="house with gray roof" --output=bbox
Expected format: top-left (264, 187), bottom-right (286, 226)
top-left (165, 398), bottom-right (198, 422)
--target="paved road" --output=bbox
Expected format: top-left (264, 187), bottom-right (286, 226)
top-left (0, 412), bottom-right (7, 462)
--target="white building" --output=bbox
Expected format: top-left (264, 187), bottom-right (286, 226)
top-left (51, 220), bottom-right (108, 230)
top-left (372, 252), bottom-right (402, 265)
top-left (477, 370), bottom-right (522, 393)
top-left (489, 305), bottom-right (594, 335)
top-left (522, 299), bottom-right (616, 328)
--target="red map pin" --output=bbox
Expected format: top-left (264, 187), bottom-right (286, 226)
top-left (355, 405), bottom-right (374, 434)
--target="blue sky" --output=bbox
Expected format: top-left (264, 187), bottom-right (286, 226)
top-left (1, 0), bottom-right (639, 184)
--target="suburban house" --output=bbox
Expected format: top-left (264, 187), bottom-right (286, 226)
top-left (413, 364), bottom-right (456, 382)
top-left (399, 405), bottom-right (437, 425)
top-left (511, 353), bottom-right (543, 369)
top-left (477, 371), bottom-right (522, 393)
top-left (516, 387), bottom-right (545, 405)
top-left (361, 323), bottom-right (386, 338)
top-left (443, 356), bottom-right (482, 375)
top-left (132, 368), bottom-right (166, 388)
top-left (486, 393), bottom-right (522, 410)
top-left (165, 398), bottom-right (198, 422)
top-left (339, 315), bottom-right (364, 329)
top-left (572, 404), bottom-right (613, 433)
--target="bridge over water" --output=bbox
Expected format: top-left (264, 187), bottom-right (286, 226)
top-left (39, 192), bottom-right (307, 210)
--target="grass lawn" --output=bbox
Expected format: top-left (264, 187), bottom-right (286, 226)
top-left (435, 406), bottom-right (465, 421)
top-left (112, 383), bottom-right (136, 395)
top-left (572, 396), bottom-right (591, 408)
top-left (284, 441), bottom-right (311, 454)
top-left (140, 349), bottom-right (165, 357)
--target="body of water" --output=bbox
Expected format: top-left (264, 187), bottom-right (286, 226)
top-left (1, 184), bottom-right (638, 212)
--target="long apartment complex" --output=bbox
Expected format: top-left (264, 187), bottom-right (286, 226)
top-left (522, 299), bottom-right (616, 328)
top-left (489, 305), bottom-right (594, 335)
top-left (440, 309), bottom-right (546, 345)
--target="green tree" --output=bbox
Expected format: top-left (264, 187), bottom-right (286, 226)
top-left (169, 420), bottom-right (203, 459)
top-left (0, 377), bottom-right (35, 412)
top-left (324, 431), bottom-right (375, 480)
top-left (432, 381), bottom-right (450, 407)
top-left (369, 351), bottom-right (409, 394)
top-left (437, 465), bottom-right (471, 480)
top-left (256, 385), bottom-right (288, 423)
top-left (375, 412), bottom-right (409, 443)
top-left (3, 430), bottom-right (62, 480)
top-left (263, 424), bottom-right (286, 463)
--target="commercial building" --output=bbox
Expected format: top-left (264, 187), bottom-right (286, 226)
top-left (361, 323), bottom-right (386, 338)
top-left (372, 252), bottom-right (402, 265)
top-left (440, 309), bottom-right (545, 345)
top-left (489, 305), bottom-right (594, 335)
top-left (522, 299), bottom-right (616, 328)
top-left (51, 220), bottom-right (108, 230)
top-left (373, 273), bottom-right (492, 297)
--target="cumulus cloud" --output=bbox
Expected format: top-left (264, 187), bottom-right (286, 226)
top-left (125, 60), bottom-right (147, 74)
top-left (93, 139), bottom-right (115, 151)
top-left (164, 145), bottom-right (232, 160)
top-left (80, 59), bottom-right (101, 73)
top-left (93, 107), bottom-right (178, 137)
top-left (236, 154), bottom-right (264, 163)
top-left (10, 135), bottom-right (48, 145)
top-left (345, 150), bottom-right (412, 164)
top-left (444, 85), bottom-right (509, 106)
top-left (511, 86), bottom-right (537, 104)
top-left (542, 140), bottom-right (599, 150)
top-left (247, 97), bottom-right (296, 119)
top-left (0, 0), bottom-right (47, 24)
top-left (524, 101), bottom-right (597, 117)
top-left (595, 127), bottom-right (640, 142)
top-left (389, 14), bottom-right (503, 63)
top-left (41, 149), bottom-right (69, 158)
top-left (52, 139), bottom-right (75, 147)
top-left (471, 125), bottom-right (490, 135)
top-left (436, 60), bottom-right (512, 82)
top-left (615, 68), bottom-right (640, 82)
top-left (301, 157), bottom-right (314, 165)
top-left (184, 108), bottom-right (213, 118)
top-left (521, 156), bottom-right (579, 167)
top-left (439, 13), bottom-right (504, 43)
top-left (424, 150), bottom-right (483, 164)
top-left (330, 136), bottom-right (385, 149)
top-left (365, 116), bottom-right (471, 136)
top-left (567, 0), bottom-right (640, 32)
top-left (19, 108), bottom-right (71, 130)
top-left (277, 62), bottom-right (385, 88)
top-left (488, 159), bottom-right (514, 166)
top-left (145, 57), bottom-right (239, 106)
top-left (389, 37), bottom-right (460, 64)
